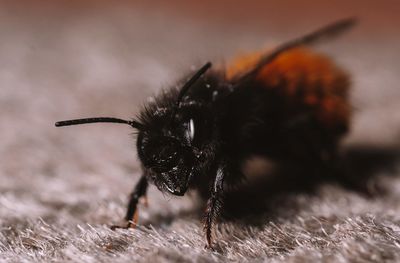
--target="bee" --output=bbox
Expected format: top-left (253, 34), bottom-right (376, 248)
top-left (55, 18), bottom-right (356, 248)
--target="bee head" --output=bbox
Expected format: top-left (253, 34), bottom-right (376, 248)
top-left (55, 62), bottom-right (212, 197)
top-left (136, 62), bottom-right (212, 196)
top-left (136, 125), bottom-right (198, 196)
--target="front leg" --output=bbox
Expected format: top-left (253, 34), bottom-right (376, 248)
top-left (111, 175), bottom-right (148, 229)
top-left (204, 167), bottom-right (225, 249)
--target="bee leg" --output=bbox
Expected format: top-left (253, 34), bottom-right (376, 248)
top-left (204, 167), bottom-right (225, 249)
top-left (110, 175), bottom-right (148, 230)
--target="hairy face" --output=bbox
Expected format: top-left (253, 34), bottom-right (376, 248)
top-left (136, 119), bottom-right (198, 196)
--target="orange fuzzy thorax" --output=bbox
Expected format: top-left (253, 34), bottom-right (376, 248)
top-left (226, 47), bottom-right (351, 132)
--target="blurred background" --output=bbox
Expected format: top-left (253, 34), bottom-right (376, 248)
top-left (1, 1), bottom-right (400, 262)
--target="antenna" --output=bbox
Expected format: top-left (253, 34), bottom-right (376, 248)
top-left (175, 62), bottom-right (212, 108)
top-left (56, 63), bottom-right (212, 130)
top-left (55, 117), bottom-right (144, 130)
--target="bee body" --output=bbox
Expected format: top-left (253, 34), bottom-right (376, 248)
top-left (56, 18), bottom-right (356, 248)
top-left (226, 48), bottom-right (349, 158)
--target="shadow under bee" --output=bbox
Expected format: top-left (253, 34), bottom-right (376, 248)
top-left (219, 144), bottom-right (400, 222)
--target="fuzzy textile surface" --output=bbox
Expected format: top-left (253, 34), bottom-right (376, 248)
top-left (1, 2), bottom-right (400, 262)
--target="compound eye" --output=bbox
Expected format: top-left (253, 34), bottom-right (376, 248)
top-left (184, 118), bottom-right (195, 143)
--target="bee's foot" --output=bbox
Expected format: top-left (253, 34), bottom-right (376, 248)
top-left (110, 222), bottom-right (133, 230)
top-left (204, 243), bottom-right (215, 251)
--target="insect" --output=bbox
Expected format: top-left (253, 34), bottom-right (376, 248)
top-left (56, 18), bottom-right (356, 248)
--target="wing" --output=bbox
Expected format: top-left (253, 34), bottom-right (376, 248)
top-left (231, 17), bottom-right (357, 83)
